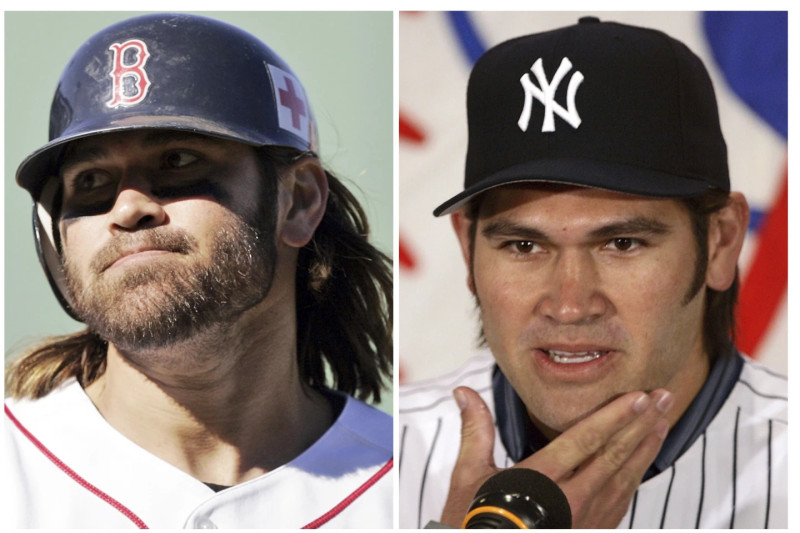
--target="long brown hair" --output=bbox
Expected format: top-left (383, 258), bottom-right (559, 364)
top-left (5, 148), bottom-right (393, 403)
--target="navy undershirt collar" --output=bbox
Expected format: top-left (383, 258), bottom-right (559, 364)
top-left (493, 349), bottom-right (743, 480)
top-left (204, 482), bottom-right (230, 492)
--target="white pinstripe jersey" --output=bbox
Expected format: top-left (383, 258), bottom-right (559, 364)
top-left (399, 351), bottom-right (787, 528)
top-left (5, 379), bottom-right (393, 529)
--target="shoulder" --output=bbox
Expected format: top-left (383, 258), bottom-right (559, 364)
top-left (400, 351), bottom-right (496, 416)
top-left (5, 378), bottom-right (105, 469)
top-left (737, 356), bottom-right (787, 396)
top-left (648, 356), bottom-right (789, 528)
top-left (285, 394), bottom-right (393, 528)
top-left (703, 355), bottom-right (787, 442)
top-left (332, 393), bottom-right (393, 456)
top-left (297, 392), bottom-right (392, 482)
top-left (399, 350), bottom-right (496, 448)
top-left (398, 351), bottom-right (498, 529)
top-left (728, 356), bottom-right (787, 423)
top-left (5, 378), bottom-right (90, 440)
top-left (4, 379), bottom-right (162, 528)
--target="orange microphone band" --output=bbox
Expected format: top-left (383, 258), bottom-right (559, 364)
top-left (461, 505), bottom-right (529, 529)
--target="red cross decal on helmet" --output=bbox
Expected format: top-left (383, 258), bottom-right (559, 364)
top-left (268, 64), bottom-right (311, 144)
top-left (279, 78), bottom-right (307, 129)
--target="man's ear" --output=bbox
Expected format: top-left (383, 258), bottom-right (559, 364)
top-left (706, 192), bottom-right (749, 291)
top-left (451, 210), bottom-right (476, 294)
top-left (277, 158), bottom-right (329, 248)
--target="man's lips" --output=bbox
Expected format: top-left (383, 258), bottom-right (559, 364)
top-left (102, 248), bottom-right (173, 271)
top-left (544, 349), bottom-right (609, 364)
top-left (90, 230), bottom-right (197, 274)
top-left (538, 345), bottom-right (615, 365)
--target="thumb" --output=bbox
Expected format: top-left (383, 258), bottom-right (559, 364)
top-left (451, 386), bottom-right (497, 482)
top-left (440, 387), bottom-right (499, 527)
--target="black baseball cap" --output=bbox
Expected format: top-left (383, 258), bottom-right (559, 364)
top-left (433, 16), bottom-right (729, 216)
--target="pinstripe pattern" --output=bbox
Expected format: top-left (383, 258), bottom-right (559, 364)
top-left (418, 418), bottom-right (442, 528)
top-left (659, 466), bottom-right (676, 528)
top-left (766, 419), bottom-right (772, 528)
top-left (731, 407), bottom-right (741, 528)
top-left (695, 433), bottom-right (706, 528)
top-left (399, 352), bottom-right (787, 528)
top-left (627, 491), bottom-right (638, 528)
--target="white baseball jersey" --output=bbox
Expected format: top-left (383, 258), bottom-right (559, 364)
top-left (5, 378), bottom-right (393, 528)
top-left (399, 350), bottom-right (787, 528)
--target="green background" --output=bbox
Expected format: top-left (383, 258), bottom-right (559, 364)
top-left (4, 11), bottom-right (393, 412)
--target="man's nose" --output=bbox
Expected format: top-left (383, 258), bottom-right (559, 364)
top-left (107, 174), bottom-right (167, 231)
top-left (534, 250), bottom-right (611, 325)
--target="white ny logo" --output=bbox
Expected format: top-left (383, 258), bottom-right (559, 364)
top-left (518, 57), bottom-right (583, 133)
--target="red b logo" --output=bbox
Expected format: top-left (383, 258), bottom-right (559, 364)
top-left (107, 39), bottom-right (151, 108)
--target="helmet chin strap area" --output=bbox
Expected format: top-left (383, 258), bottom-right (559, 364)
top-left (33, 178), bottom-right (81, 321)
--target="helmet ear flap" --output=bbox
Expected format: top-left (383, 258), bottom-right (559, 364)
top-left (33, 178), bottom-right (80, 321)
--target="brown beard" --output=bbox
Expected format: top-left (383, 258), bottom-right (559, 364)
top-left (62, 212), bottom-right (276, 352)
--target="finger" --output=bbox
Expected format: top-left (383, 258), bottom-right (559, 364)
top-left (570, 418), bottom-right (670, 528)
top-left (606, 417), bottom-right (669, 494)
top-left (592, 389), bottom-right (671, 471)
top-left (519, 390), bottom-right (659, 480)
top-left (565, 389), bottom-right (672, 499)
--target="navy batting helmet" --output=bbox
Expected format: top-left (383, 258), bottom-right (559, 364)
top-left (15, 13), bottom-right (319, 320)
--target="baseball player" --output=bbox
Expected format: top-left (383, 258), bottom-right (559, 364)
top-left (5, 13), bottom-right (392, 528)
top-left (399, 17), bottom-right (787, 528)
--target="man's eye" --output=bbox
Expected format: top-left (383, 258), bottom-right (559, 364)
top-left (513, 241), bottom-right (536, 253)
top-left (72, 170), bottom-right (113, 192)
top-left (505, 240), bottom-right (542, 254)
top-left (163, 151), bottom-right (199, 169)
top-left (606, 238), bottom-right (642, 252)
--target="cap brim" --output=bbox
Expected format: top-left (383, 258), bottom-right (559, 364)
top-left (433, 157), bottom-right (717, 216)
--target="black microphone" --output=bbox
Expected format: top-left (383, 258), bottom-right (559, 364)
top-left (461, 469), bottom-right (572, 528)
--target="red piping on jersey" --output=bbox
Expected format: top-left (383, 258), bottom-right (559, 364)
top-left (5, 404), bottom-right (149, 529)
top-left (302, 457), bottom-right (393, 528)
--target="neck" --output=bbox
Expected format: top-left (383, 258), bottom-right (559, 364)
top-left (657, 339), bottom-right (711, 430)
top-left (84, 293), bottom-right (334, 486)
